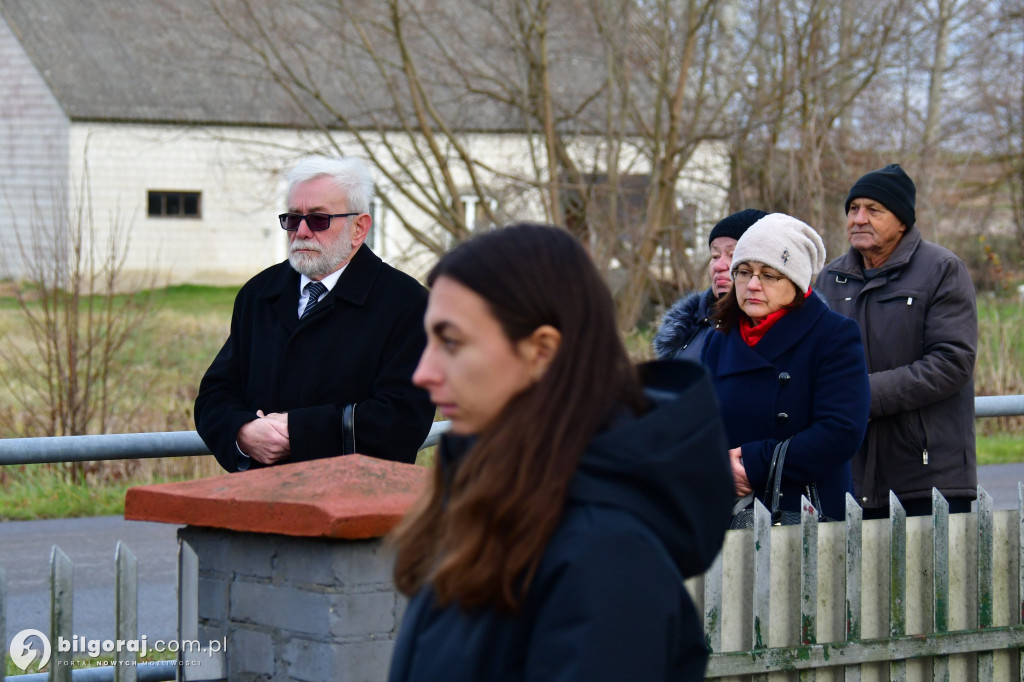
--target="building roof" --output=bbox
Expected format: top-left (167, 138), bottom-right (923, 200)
top-left (0, 0), bottom-right (610, 132)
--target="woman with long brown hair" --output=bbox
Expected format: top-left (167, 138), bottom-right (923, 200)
top-left (388, 223), bottom-right (733, 682)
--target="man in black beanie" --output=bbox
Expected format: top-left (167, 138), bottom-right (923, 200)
top-left (816, 164), bottom-right (977, 519)
top-left (654, 208), bottom-right (768, 361)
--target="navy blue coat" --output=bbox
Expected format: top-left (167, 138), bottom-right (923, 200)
top-left (388, 361), bottom-right (734, 682)
top-left (653, 288), bottom-right (717, 362)
top-left (701, 293), bottom-right (870, 520)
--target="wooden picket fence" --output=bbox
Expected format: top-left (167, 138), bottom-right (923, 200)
top-left (689, 486), bottom-right (1024, 681)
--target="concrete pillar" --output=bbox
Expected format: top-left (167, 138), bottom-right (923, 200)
top-left (125, 454), bottom-right (427, 682)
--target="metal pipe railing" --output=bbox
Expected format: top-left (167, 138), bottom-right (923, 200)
top-left (975, 395), bottom-right (1024, 418)
top-left (0, 394), bottom-right (1019, 466)
top-left (0, 421), bottom-right (453, 466)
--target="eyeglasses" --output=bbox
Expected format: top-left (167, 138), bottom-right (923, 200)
top-left (278, 212), bottom-right (359, 232)
top-left (734, 268), bottom-right (785, 286)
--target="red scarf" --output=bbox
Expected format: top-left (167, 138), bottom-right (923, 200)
top-left (739, 289), bottom-right (812, 347)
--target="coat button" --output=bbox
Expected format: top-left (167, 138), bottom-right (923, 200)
top-left (776, 412), bottom-right (789, 422)
top-left (778, 372), bottom-right (791, 384)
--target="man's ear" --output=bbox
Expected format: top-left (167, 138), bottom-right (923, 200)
top-left (350, 213), bottom-right (372, 248)
top-left (519, 325), bottom-right (562, 382)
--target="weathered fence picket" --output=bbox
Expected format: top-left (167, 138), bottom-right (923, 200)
top-left (932, 489), bottom-right (950, 682)
top-left (889, 492), bottom-right (907, 682)
top-left (114, 543), bottom-right (138, 682)
top-left (0, 545), bottom-right (180, 682)
top-left (51, 548), bottom-right (73, 681)
top-left (844, 496), bottom-right (862, 682)
top-left (800, 496), bottom-right (818, 682)
top-left (1, 565), bottom-right (6, 682)
top-left (752, 501), bottom-right (772, 682)
top-left (979, 487), bottom-right (995, 680)
top-left (702, 486), bottom-right (1024, 680)
top-left (1019, 481), bottom-right (1024, 681)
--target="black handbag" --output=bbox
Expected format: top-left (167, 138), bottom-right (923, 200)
top-left (730, 439), bottom-right (829, 529)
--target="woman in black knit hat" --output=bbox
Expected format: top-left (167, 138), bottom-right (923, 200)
top-left (653, 208), bottom-right (767, 361)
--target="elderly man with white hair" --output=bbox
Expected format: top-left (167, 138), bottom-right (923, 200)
top-left (195, 156), bottom-right (436, 472)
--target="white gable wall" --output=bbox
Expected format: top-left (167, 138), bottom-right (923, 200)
top-left (0, 16), bottom-right (70, 279)
top-left (68, 122), bottom-right (729, 288)
top-left (69, 123), bottom-right (293, 286)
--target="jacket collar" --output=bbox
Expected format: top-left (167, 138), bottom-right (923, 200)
top-left (826, 227), bottom-right (922, 280)
top-left (714, 293), bottom-right (828, 377)
top-left (256, 245), bottom-right (383, 335)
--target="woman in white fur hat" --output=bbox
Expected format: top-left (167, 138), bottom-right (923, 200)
top-left (702, 213), bottom-right (871, 522)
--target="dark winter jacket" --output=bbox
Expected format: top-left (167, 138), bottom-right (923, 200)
top-left (653, 288), bottom-right (717, 362)
top-left (815, 227), bottom-right (977, 507)
top-left (701, 292), bottom-right (870, 520)
top-left (194, 246), bottom-right (436, 471)
top-left (387, 361), bottom-right (734, 682)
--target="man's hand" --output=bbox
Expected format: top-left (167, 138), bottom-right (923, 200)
top-left (237, 410), bottom-right (290, 465)
top-left (729, 447), bottom-right (753, 497)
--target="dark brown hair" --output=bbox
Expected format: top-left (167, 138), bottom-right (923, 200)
top-left (711, 269), bottom-right (806, 334)
top-left (391, 223), bottom-right (644, 612)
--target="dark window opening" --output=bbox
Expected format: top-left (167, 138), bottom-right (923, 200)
top-left (148, 191), bottom-right (201, 218)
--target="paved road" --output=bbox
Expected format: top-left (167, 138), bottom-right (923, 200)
top-left (0, 516), bottom-right (180, 645)
top-left (0, 464), bottom-right (1020, 646)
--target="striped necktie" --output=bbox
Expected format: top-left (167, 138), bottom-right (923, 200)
top-left (301, 281), bottom-right (327, 318)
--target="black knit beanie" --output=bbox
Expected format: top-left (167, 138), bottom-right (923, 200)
top-left (707, 208), bottom-right (769, 246)
top-left (845, 164), bottom-right (916, 228)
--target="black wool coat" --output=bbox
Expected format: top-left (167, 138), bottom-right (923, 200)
top-left (194, 246), bottom-right (436, 471)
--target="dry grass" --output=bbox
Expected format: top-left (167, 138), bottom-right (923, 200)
top-left (974, 295), bottom-right (1024, 436)
top-left (0, 286), bottom-right (1021, 494)
top-left (0, 285), bottom-right (237, 484)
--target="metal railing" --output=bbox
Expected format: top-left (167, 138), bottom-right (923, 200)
top-left (0, 421), bottom-right (452, 466)
top-left (0, 394), bottom-right (1018, 467)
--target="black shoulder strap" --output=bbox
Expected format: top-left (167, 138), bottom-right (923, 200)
top-left (762, 439), bottom-right (789, 512)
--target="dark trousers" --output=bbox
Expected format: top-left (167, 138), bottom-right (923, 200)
top-left (862, 497), bottom-right (972, 520)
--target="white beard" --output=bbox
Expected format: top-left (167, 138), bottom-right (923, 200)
top-left (288, 223), bottom-right (353, 278)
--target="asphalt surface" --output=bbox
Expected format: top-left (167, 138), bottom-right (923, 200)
top-left (0, 516), bottom-right (180, 645)
top-left (0, 464), bottom-right (1021, 646)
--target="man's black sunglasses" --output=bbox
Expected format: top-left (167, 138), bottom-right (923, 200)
top-left (278, 212), bottom-right (359, 232)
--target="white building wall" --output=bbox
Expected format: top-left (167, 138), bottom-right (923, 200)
top-left (69, 124), bottom-right (294, 286)
top-left (68, 122), bottom-right (728, 287)
top-left (0, 16), bottom-right (70, 279)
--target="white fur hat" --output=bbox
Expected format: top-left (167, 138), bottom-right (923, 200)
top-left (731, 213), bottom-right (826, 293)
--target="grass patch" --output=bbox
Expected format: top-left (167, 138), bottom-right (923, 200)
top-left (0, 466), bottom-right (129, 520)
top-left (0, 462), bottom-right (217, 521)
top-left (0, 286), bottom-right (1021, 522)
top-left (976, 432), bottom-right (1024, 466)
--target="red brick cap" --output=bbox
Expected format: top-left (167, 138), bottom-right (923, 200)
top-left (124, 454), bottom-right (429, 539)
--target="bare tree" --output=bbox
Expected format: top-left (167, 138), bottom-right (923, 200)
top-left (0, 157), bottom-right (155, 479)
top-left (970, 0), bottom-right (1024, 256)
top-left (175, 0), bottom-right (1021, 327)
top-left (730, 0), bottom-right (911, 252)
top-left (172, 0), bottom-right (759, 329)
